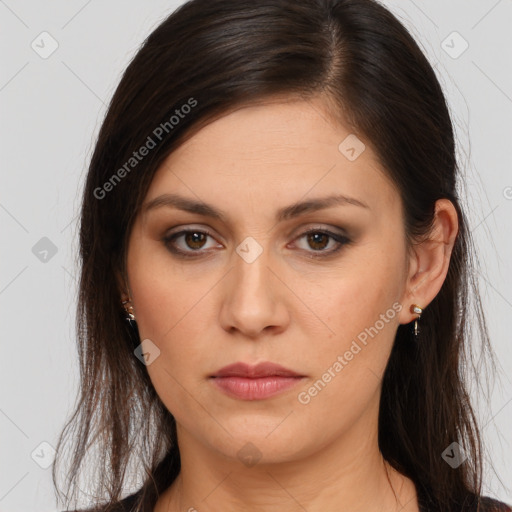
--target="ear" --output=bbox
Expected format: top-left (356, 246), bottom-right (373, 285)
top-left (398, 198), bottom-right (459, 325)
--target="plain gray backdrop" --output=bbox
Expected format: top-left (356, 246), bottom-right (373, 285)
top-left (1, 1), bottom-right (511, 510)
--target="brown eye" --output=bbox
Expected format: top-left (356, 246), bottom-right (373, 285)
top-left (183, 231), bottom-right (207, 250)
top-left (306, 232), bottom-right (330, 251)
top-left (163, 228), bottom-right (220, 257)
top-left (293, 228), bottom-right (351, 257)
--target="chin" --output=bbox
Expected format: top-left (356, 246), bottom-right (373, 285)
top-left (203, 423), bottom-right (314, 467)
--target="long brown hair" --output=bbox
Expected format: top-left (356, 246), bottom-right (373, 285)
top-left (52, 0), bottom-right (502, 510)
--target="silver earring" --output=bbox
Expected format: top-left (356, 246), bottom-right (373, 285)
top-left (122, 297), bottom-right (140, 345)
top-left (410, 304), bottom-right (423, 337)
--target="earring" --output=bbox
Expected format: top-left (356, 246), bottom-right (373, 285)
top-left (410, 304), bottom-right (423, 337)
top-left (122, 297), bottom-right (140, 346)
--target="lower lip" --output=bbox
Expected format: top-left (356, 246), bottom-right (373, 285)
top-left (210, 376), bottom-right (304, 400)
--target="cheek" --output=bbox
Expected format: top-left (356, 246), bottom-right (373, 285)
top-left (132, 275), bottom-right (210, 367)
top-left (131, 272), bottom-right (212, 420)
top-left (305, 244), bottom-right (405, 384)
top-left (320, 244), bottom-right (404, 329)
top-left (127, 248), bottom-right (218, 387)
top-left (294, 276), bottom-right (402, 433)
top-left (127, 237), bottom-right (199, 338)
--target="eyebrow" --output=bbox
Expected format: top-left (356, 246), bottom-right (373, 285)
top-left (141, 192), bottom-right (370, 223)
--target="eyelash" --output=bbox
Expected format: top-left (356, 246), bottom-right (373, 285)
top-left (162, 227), bottom-right (351, 259)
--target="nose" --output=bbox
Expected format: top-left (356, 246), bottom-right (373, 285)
top-left (219, 246), bottom-right (290, 338)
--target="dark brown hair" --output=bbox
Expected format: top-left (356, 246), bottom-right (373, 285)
top-left (52, 0), bottom-right (505, 510)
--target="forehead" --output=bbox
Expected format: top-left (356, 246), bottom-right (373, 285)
top-left (143, 97), bottom-right (400, 221)
top-left (173, 97), bottom-right (358, 165)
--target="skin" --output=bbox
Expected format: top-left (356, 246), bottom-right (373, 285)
top-left (119, 95), bottom-right (458, 512)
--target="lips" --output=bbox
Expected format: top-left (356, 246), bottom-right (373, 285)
top-left (209, 362), bottom-right (305, 400)
top-left (210, 361), bottom-right (303, 378)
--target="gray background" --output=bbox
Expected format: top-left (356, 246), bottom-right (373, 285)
top-left (0, 1), bottom-right (511, 510)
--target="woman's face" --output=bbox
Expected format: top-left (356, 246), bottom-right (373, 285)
top-left (125, 96), bottom-right (414, 466)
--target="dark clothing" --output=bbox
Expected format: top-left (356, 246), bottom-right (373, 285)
top-left (64, 484), bottom-right (512, 511)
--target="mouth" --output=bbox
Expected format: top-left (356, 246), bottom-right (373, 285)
top-left (209, 361), bottom-right (306, 400)
top-left (210, 361), bottom-right (304, 379)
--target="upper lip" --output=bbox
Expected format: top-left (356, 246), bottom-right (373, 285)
top-left (210, 362), bottom-right (304, 378)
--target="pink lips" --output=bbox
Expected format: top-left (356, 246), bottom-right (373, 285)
top-left (209, 362), bottom-right (305, 400)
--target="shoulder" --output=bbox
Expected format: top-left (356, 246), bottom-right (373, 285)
top-left (477, 495), bottom-right (512, 511)
top-left (416, 485), bottom-right (511, 512)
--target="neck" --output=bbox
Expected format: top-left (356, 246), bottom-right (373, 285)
top-left (156, 404), bottom-right (419, 512)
